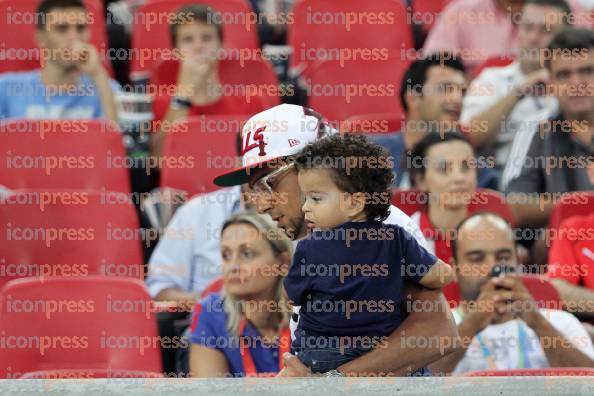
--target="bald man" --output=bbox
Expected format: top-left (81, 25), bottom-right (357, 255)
top-left (429, 213), bottom-right (594, 375)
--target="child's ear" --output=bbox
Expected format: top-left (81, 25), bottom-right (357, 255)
top-left (346, 192), bottom-right (367, 217)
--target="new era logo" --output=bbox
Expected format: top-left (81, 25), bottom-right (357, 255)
top-left (288, 139), bottom-right (300, 147)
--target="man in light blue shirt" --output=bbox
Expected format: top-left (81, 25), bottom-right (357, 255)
top-left (0, 0), bottom-right (119, 122)
top-left (145, 186), bottom-right (243, 303)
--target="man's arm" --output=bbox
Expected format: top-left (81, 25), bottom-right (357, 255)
top-left (531, 312), bottom-right (594, 367)
top-left (505, 131), bottom-right (551, 228)
top-left (464, 69), bottom-right (550, 150)
top-left (550, 279), bottom-right (594, 319)
top-left (336, 284), bottom-right (460, 376)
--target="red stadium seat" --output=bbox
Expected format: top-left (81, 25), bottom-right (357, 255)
top-left (342, 113), bottom-right (405, 134)
top-left (160, 115), bottom-right (246, 197)
top-left (391, 188), bottom-right (515, 225)
top-left (472, 55), bottom-right (515, 79)
top-left (20, 369), bottom-right (163, 379)
top-left (443, 275), bottom-right (561, 309)
top-left (307, 57), bottom-right (410, 124)
top-left (130, 0), bottom-right (259, 81)
top-left (0, 276), bottom-right (162, 378)
top-left (549, 191), bottom-right (594, 230)
top-left (288, 0), bottom-right (413, 74)
top-left (465, 368), bottom-right (594, 376)
top-left (0, 0), bottom-right (111, 74)
top-left (149, 58), bottom-right (281, 108)
top-left (0, 120), bottom-right (131, 193)
top-left (200, 276), bottom-right (224, 299)
top-left (0, 190), bottom-right (143, 290)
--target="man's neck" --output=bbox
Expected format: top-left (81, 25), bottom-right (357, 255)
top-left (568, 115), bottom-right (594, 146)
top-left (40, 61), bottom-right (80, 87)
top-left (403, 117), bottom-right (429, 150)
top-left (428, 203), bottom-right (468, 231)
top-left (191, 69), bottom-right (222, 106)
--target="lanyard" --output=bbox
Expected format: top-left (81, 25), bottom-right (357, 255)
top-left (457, 308), bottom-right (531, 370)
top-left (238, 319), bottom-right (291, 377)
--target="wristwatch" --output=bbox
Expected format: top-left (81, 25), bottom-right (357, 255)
top-left (171, 96), bottom-right (193, 110)
top-left (324, 370), bottom-right (345, 377)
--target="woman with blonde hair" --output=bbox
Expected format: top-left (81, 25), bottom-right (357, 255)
top-left (189, 211), bottom-right (293, 377)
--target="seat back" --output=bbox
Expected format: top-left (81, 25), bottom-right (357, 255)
top-left (288, 0), bottom-right (413, 73)
top-left (0, 120), bottom-right (131, 193)
top-left (149, 58), bottom-right (281, 108)
top-left (0, 190), bottom-right (143, 290)
top-left (160, 115), bottom-right (246, 197)
top-left (549, 191), bottom-right (594, 230)
top-left (465, 367), bottom-right (594, 376)
top-left (130, 0), bottom-right (259, 81)
top-left (391, 189), bottom-right (514, 225)
top-left (307, 57), bottom-right (410, 123)
top-left (343, 113), bottom-right (405, 134)
top-left (0, 276), bottom-right (162, 378)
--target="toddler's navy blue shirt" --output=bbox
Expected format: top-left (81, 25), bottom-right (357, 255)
top-left (284, 221), bottom-right (438, 341)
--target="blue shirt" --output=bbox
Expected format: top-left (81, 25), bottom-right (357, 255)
top-left (284, 221), bottom-right (438, 343)
top-left (190, 293), bottom-right (282, 377)
top-left (0, 70), bottom-right (121, 120)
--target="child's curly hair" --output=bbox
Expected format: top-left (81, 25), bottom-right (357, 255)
top-left (295, 133), bottom-right (394, 222)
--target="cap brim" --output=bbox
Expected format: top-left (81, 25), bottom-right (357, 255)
top-left (213, 157), bottom-right (281, 187)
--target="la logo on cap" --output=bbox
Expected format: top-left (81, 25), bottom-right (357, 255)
top-left (242, 126), bottom-right (267, 157)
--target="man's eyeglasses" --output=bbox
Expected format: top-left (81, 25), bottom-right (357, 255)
top-left (248, 162), bottom-right (295, 201)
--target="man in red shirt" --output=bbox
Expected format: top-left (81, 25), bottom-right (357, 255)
top-left (151, 4), bottom-right (265, 158)
top-left (547, 154), bottom-right (594, 320)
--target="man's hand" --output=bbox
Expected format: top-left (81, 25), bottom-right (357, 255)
top-left (72, 41), bottom-right (103, 77)
top-left (276, 353), bottom-right (313, 377)
top-left (514, 69), bottom-right (550, 98)
top-left (491, 276), bottom-right (542, 329)
top-left (459, 281), bottom-right (502, 337)
top-left (176, 53), bottom-right (218, 101)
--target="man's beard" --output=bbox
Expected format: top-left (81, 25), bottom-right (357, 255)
top-left (282, 217), bottom-right (305, 241)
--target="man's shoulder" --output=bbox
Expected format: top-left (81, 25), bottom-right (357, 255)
top-left (539, 308), bottom-right (581, 325)
top-left (181, 186), bottom-right (241, 213)
top-left (474, 61), bottom-right (519, 84)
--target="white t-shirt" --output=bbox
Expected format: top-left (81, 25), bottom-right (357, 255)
top-left (461, 62), bottom-right (557, 179)
top-left (451, 308), bottom-right (594, 375)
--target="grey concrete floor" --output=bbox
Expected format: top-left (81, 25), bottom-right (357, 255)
top-left (0, 377), bottom-right (593, 396)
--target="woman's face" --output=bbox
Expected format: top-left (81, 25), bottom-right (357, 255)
top-left (419, 140), bottom-right (477, 210)
top-left (220, 223), bottom-right (286, 300)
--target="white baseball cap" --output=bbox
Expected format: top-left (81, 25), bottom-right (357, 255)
top-left (213, 104), bottom-right (336, 187)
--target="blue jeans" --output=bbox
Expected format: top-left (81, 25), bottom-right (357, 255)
top-left (295, 346), bottom-right (371, 374)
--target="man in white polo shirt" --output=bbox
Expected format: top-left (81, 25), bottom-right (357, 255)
top-left (460, 0), bottom-right (571, 187)
top-left (213, 104), bottom-right (459, 377)
top-left (429, 212), bottom-right (594, 375)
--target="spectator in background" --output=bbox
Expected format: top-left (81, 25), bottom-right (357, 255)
top-left (190, 211), bottom-right (293, 377)
top-left (146, 133), bottom-right (248, 305)
top-left (151, 4), bottom-right (266, 158)
top-left (429, 212), bottom-right (594, 375)
top-left (424, 0), bottom-right (588, 75)
top-left (546, 154), bottom-right (594, 320)
top-left (369, 53), bottom-right (499, 190)
top-left (505, 28), bottom-right (594, 229)
top-left (407, 132), bottom-right (478, 263)
top-left (368, 53), bottom-right (469, 188)
top-left (462, 0), bottom-right (570, 182)
top-left (0, 0), bottom-right (119, 123)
